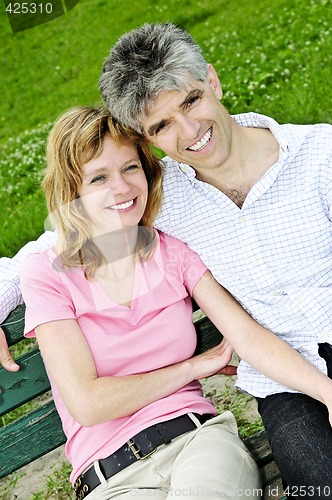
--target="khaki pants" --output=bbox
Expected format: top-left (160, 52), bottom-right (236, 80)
top-left (86, 412), bottom-right (262, 499)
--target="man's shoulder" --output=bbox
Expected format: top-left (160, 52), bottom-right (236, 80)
top-left (160, 157), bottom-right (195, 195)
top-left (161, 156), bottom-right (184, 178)
top-left (281, 122), bottom-right (332, 159)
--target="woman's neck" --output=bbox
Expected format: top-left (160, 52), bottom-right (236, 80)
top-left (92, 225), bottom-right (139, 268)
top-left (92, 227), bottom-right (139, 306)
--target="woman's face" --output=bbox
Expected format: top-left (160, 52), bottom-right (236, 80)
top-left (78, 134), bottom-right (148, 236)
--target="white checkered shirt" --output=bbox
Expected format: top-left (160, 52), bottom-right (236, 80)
top-left (1, 112), bottom-right (332, 398)
top-left (154, 112), bottom-right (332, 397)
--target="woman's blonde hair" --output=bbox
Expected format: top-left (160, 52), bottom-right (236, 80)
top-left (44, 106), bottom-right (163, 279)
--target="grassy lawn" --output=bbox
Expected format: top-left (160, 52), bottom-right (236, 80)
top-left (0, 0), bottom-right (331, 496)
top-left (0, 0), bottom-right (331, 256)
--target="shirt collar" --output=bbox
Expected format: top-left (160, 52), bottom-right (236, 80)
top-left (233, 112), bottom-right (290, 156)
top-left (177, 162), bottom-right (197, 181)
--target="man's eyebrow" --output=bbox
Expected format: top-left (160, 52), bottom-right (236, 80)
top-left (147, 120), bottom-right (167, 137)
top-left (181, 88), bottom-right (204, 108)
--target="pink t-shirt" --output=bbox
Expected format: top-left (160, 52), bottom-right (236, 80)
top-left (21, 231), bottom-right (216, 483)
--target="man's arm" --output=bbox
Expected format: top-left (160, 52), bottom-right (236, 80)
top-left (0, 230), bottom-right (57, 371)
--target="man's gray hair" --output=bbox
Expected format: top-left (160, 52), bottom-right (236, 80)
top-left (99, 23), bottom-right (208, 133)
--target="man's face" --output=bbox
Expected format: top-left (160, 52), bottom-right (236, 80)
top-left (140, 65), bottom-right (233, 174)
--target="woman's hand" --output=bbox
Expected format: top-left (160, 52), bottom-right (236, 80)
top-left (189, 337), bottom-right (237, 380)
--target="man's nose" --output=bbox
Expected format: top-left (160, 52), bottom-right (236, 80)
top-left (177, 114), bottom-right (200, 139)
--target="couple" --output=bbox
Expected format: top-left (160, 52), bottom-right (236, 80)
top-left (1, 23), bottom-right (332, 498)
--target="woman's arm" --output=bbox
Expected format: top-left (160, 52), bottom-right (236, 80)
top-left (192, 270), bottom-right (332, 421)
top-left (35, 318), bottom-right (232, 427)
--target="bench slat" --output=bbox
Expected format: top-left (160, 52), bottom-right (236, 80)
top-left (0, 348), bottom-right (50, 416)
top-left (194, 314), bottom-right (223, 354)
top-left (0, 400), bottom-right (66, 477)
top-left (0, 304), bottom-right (26, 347)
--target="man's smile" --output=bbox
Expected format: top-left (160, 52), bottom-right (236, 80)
top-left (187, 127), bottom-right (212, 152)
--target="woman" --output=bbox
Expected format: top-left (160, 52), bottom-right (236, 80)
top-left (21, 106), bottom-right (332, 500)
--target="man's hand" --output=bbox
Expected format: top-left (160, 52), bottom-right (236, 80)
top-left (0, 326), bottom-right (20, 371)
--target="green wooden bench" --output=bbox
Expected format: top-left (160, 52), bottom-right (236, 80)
top-left (0, 304), bottom-right (286, 499)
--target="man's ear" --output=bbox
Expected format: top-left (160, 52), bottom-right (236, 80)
top-left (207, 64), bottom-right (223, 99)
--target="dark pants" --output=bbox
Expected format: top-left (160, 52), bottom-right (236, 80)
top-left (256, 343), bottom-right (332, 499)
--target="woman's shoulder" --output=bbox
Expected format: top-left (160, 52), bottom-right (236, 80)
top-left (154, 229), bottom-right (199, 262)
top-left (155, 229), bottom-right (188, 250)
top-left (24, 246), bottom-right (59, 268)
top-left (21, 247), bottom-right (64, 283)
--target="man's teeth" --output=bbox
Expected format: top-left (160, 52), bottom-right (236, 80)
top-left (110, 199), bottom-right (134, 210)
top-left (188, 128), bottom-right (212, 151)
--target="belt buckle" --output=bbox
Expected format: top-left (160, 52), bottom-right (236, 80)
top-left (127, 438), bottom-right (157, 460)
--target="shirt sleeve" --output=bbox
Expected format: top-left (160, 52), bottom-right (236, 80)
top-left (159, 232), bottom-right (207, 296)
top-left (0, 231), bottom-right (57, 323)
top-left (20, 250), bottom-right (76, 337)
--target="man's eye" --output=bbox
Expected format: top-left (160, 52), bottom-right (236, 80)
top-left (186, 96), bottom-right (199, 107)
top-left (156, 122), bottom-right (167, 135)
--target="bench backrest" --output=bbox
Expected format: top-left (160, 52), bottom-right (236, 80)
top-left (0, 305), bottom-right (65, 478)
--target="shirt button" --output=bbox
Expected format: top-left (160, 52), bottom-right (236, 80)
top-left (239, 216), bottom-right (246, 223)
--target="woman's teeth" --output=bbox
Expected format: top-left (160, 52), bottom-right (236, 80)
top-left (110, 199), bottom-right (134, 210)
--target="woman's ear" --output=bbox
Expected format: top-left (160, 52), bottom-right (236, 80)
top-left (207, 64), bottom-right (223, 100)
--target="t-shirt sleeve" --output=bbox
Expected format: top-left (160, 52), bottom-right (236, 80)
top-left (20, 252), bottom-right (76, 338)
top-left (159, 232), bottom-right (207, 296)
top-left (0, 231), bottom-right (57, 323)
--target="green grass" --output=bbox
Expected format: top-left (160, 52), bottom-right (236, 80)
top-left (31, 462), bottom-right (74, 499)
top-left (0, 0), bottom-right (331, 257)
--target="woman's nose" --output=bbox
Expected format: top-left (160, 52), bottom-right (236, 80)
top-left (108, 175), bottom-right (131, 196)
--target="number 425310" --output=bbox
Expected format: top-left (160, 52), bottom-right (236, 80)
top-left (6, 3), bottom-right (53, 14)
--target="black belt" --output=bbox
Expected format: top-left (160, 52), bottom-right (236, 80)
top-left (74, 413), bottom-right (214, 499)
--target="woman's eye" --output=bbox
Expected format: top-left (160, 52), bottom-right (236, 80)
top-left (125, 164), bottom-right (140, 172)
top-left (90, 175), bottom-right (106, 184)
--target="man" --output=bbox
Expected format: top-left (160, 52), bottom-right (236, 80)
top-left (1, 23), bottom-right (332, 496)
